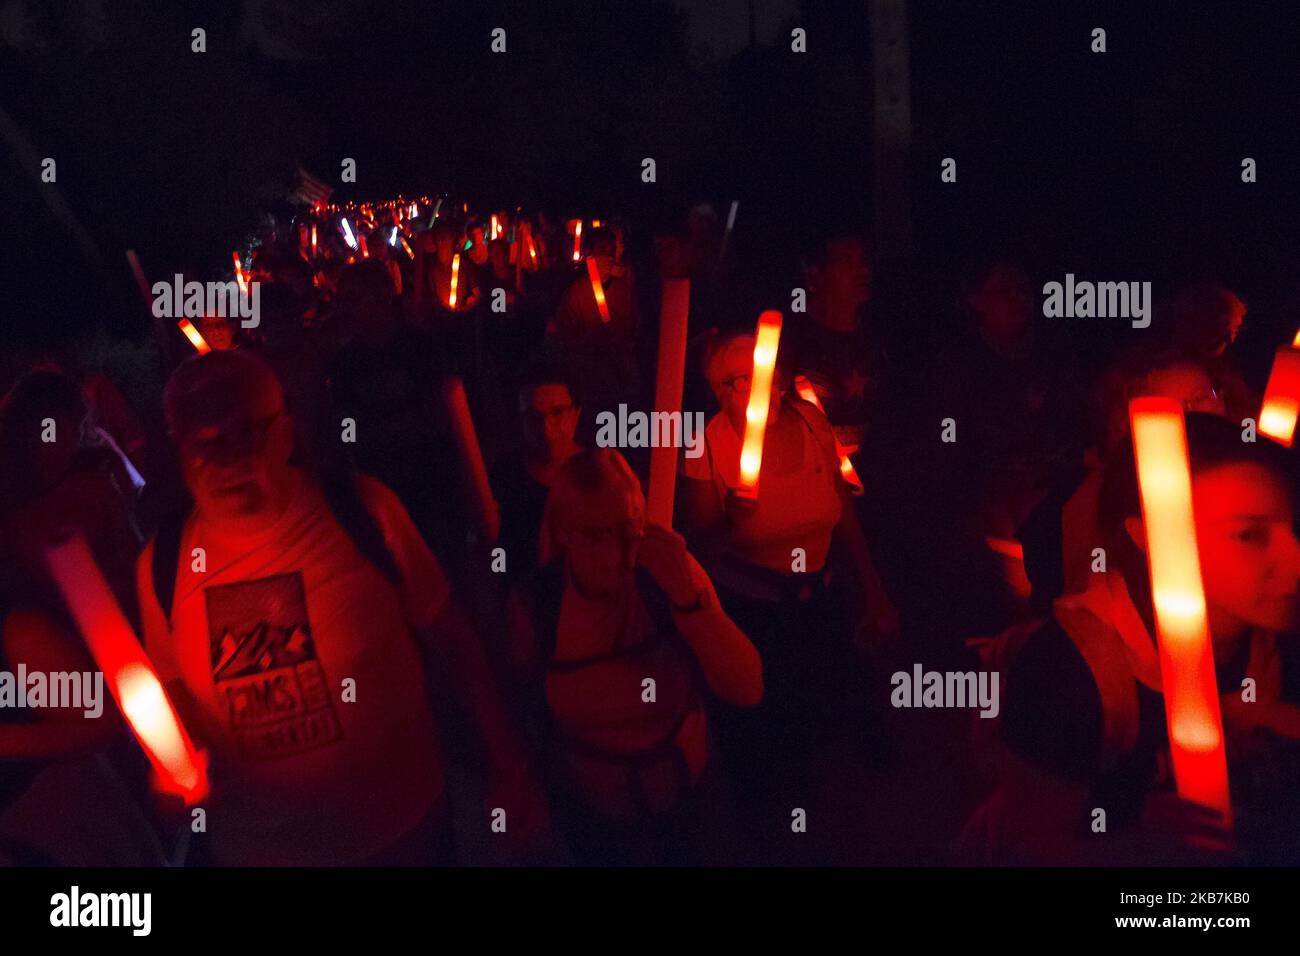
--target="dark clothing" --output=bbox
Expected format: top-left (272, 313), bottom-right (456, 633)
top-left (787, 318), bottom-right (883, 455)
top-left (489, 458), bottom-right (550, 585)
top-left (327, 326), bottom-right (465, 561)
top-left (1002, 618), bottom-right (1252, 829)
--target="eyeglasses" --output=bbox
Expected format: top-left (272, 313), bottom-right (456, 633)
top-left (711, 374), bottom-right (752, 394)
top-left (524, 403), bottom-right (575, 424)
top-left (179, 411), bottom-right (281, 464)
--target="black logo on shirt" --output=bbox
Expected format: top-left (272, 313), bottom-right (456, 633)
top-left (205, 572), bottom-right (342, 760)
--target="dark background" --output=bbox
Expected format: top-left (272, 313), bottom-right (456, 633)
top-left (2, 0), bottom-right (1299, 371)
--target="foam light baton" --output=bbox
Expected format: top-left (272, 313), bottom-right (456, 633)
top-left (1257, 345), bottom-right (1300, 447)
top-left (586, 257), bottom-right (611, 323)
top-left (572, 220), bottom-right (583, 263)
top-left (736, 310), bottom-right (784, 499)
top-left (1129, 397), bottom-right (1232, 826)
top-left (646, 279), bottom-right (691, 527)
top-left (793, 374), bottom-right (864, 495)
top-left (443, 377), bottom-right (501, 543)
top-left (43, 534), bottom-right (208, 804)
top-left (448, 253), bottom-right (461, 309)
top-left (177, 319), bottom-right (211, 354)
top-left (310, 224), bottom-right (318, 258)
top-left (232, 252), bottom-right (248, 296)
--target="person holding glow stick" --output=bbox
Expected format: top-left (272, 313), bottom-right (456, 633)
top-left (506, 448), bottom-right (761, 863)
top-left (136, 351), bottom-right (545, 865)
top-left (966, 412), bottom-right (1300, 864)
top-left (420, 222), bottom-right (481, 316)
top-left (680, 326), bottom-right (897, 855)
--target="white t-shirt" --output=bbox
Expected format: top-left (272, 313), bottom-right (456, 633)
top-left (683, 402), bottom-right (843, 574)
top-left (135, 472), bottom-right (449, 865)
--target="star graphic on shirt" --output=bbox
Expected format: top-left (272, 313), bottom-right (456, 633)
top-left (844, 367), bottom-right (870, 399)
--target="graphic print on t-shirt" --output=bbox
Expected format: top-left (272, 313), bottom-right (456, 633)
top-left (205, 572), bottom-right (343, 761)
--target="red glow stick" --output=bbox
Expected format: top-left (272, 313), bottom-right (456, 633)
top-left (646, 279), bottom-right (691, 527)
top-left (358, 233), bottom-right (369, 259)
top-left (443, 377), bottom-right (501, 543)
top-left (572, 221), bottom-right (583, 263)
top-left (736, 311), bottom-right (784, 499)
top-left (43, 534), bottom-right (208, 804)
top-left (310, 224), bottom-right (318, 257)
top-left (232, 252), bottom-right (248, 296)
top-left (586, 257), bottom-right (611, 323)
top-left (1258, 345), bottom-right (1300, 447)
top-left (448, 253), bottom-right (460, 309)
top-left (178, 319), bottom-right (211, 354)
top-left (1129, 397), bottom-right (1232, 826)
top-left (793, 375), bottom-right (864, 495)
top-left (400, 236), bottom-right (414, 259)
top-left (490, 214), bottom-right (500, 241)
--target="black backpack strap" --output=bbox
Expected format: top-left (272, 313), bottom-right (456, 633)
top-left (529, 562), bottom-right (567, 665)
top-left (320, 469), bottom-right (402, 587)
top-left (151, 506), bottom-right (189, 627)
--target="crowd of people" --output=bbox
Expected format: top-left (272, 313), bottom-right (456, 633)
top-left (1, 195), bottom-right (1298, 866)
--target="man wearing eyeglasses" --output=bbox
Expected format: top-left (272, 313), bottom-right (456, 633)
top-left (490, 361), bottom-right (583, 586)
top-left (137, 350), bottom-right (543, 865)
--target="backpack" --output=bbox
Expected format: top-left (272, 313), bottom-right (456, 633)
top-left (525, 562), bottom-right (704, 817)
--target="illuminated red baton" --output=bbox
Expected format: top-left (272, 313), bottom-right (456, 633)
top-left (310, 224), bottom-right (318, 258)
top-left (736, 310), bottom-right (784, 499)
top-left (1129, 397), bottom-right (1232, 826)
top-left (572, 221), bottom-right (583, 263)
top-left (177, 319), bottom-right (211, 354)
top-left (43, 534), bottom-right (208, 803)
top-left (647, 279), bottom-right (691, 527)
top-left (1258, 345), bottom-right (1300, 447)
top-left (443, 377), bottom-right (501, 543)
top-left (793, 375), bottom-right (864, 495)
top-left (586, 257), bottom-right (611, 323)
top-left (448, 253), bottom-right (461, 309)
top-left (232, 252), bottom-right (248, 296)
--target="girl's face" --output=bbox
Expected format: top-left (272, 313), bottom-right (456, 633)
top-left (708, 336), bottom-right (786, 434)
top-left (1193, 462), bottom-right (1300, 634)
